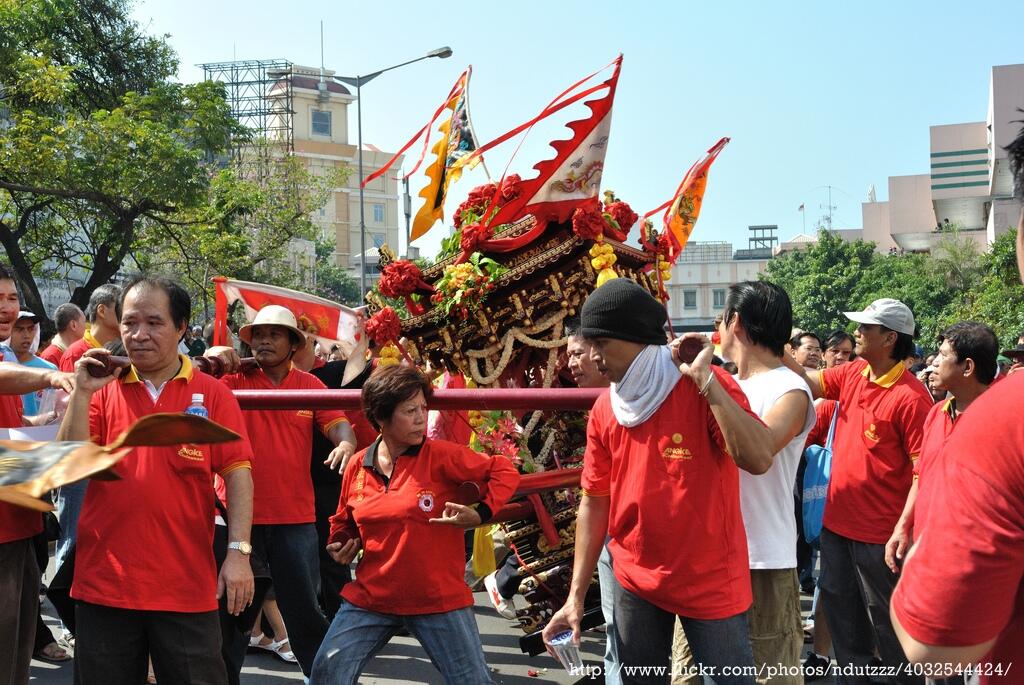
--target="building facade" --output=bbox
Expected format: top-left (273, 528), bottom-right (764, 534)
top-left (666, 238), bottom-right (772, 331)
top-left (271, 65), bottom-right (404, 284)
top-left (861, 64), bottom-right (1024, 253)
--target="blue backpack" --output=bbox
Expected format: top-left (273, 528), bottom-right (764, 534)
top-left (802, 402), bottom-right (838, 544)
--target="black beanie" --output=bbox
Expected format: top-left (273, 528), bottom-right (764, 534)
top-left (581, 278), bottom-right (668, 345)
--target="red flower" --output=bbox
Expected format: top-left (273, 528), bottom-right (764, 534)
top-left (378, 260), bottom-right (425, 298)
top-left (656, 231), bottom-right (675, 259)
top-left (572, 201), bottom-right (606, 241)
top-left (365, 307), bottom-right (401, 346)
top-left (499, 174), bottom-right (522, 202)
top-left (605, 201), bottom-right (637, 236)
top-left (460, 222), bottom-right (493, 254)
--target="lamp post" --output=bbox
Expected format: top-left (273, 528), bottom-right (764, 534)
top-left (337, 46), bottom-right (453, 297)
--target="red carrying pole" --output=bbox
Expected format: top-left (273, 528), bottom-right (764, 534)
top-left (232, 387), bottom-right (604, 411)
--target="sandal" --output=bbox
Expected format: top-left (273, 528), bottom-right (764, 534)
top-left (262, 639), bottom-right (297, 664)
top-left (251, 634), bottom-right (297, 664)
top-left (34, 641), bottom-right (72, 663)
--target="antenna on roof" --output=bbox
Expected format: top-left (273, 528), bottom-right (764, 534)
top-left (317, 21), bottom-right (328, 102)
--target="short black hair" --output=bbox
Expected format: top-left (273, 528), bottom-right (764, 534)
top-left (824, 330), bottom-right (855, 351)
top-left (563, 315), bottom-right (582, 339)
top-left (54, 303), bottom-right (84, 332)
top-left (723, 281), bottom-right (792, 357)
top-left (939, 321), bottom-right (998, 385)
top-left (119, 277), bottom-right (191, 331)
top-left (887, 329), bottom-right (916, 362)
top-left (87, 284), bottom-right (122, 323)
top-left (791, 331), bottom-right (821, 349)
top-left (0, 264), bottom-right (15, 282)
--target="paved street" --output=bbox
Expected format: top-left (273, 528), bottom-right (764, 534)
top-left (30, 590), bottom-right (605, 685)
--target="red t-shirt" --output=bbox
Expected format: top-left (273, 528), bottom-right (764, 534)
top-left (0, 386), bottom-right (39, 545)
top-left (581, 367), bottom-right (758, 620)
top-left (331, 437), bottom-right (520, 615)
top-left (221, 366), bottom-right (349, 525)
top-left (819, 359), bottom-right (931, 544)
top-left (38, 343), bottom-right (64, 367)
top-left (72, 357), bottom-right (253, 612)
top-left (804, 399), bottom-right (838, 449)
top-left (58, 329), bottom-right (101, 372)
top-left (912, 399), bottom-right (956, 482)
top-left (892, 374), bottom-right (1024, 682)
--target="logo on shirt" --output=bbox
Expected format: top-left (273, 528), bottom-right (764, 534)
top-left (417, 490), bottom-right (436, 512)
top-left (177, 446), bottom-right (205, 462)
top-left (296, 410), bottom-right (313, 419)
top-left (864, 423), bottom-right (880, 443)
top-left (662, 433), bottom-right (693, 460)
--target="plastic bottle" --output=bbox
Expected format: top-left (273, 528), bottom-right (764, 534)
top-left (184, 393), bottom-right (209, 420)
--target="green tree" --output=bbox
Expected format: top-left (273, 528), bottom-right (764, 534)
top-left (0, 0), bottom-right (243, 313)
top-left (953, 229), bottom-right (1024, 346)
top-left (760, 229), bottom-right (877, 335)
top-left (312, 236), bottom-right (361, 307)
top-left (1, 0), bottom-right (349, 321)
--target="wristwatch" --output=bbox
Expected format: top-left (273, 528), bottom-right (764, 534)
top-left (227, 541), bottom-right (252, 555)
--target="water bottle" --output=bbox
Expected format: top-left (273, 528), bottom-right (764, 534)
top-left (184, 393), bottom-right (209, 420)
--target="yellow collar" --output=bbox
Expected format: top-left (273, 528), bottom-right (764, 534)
top-left (860, 360), bottom-right (905, 389)
top-left (83, 328), bottom-right (101, 349)
top-left (122, 354), bottom-right (194, 385)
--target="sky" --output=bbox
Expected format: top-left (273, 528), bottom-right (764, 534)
top-left (131, 0), bottom-right (1023, 260)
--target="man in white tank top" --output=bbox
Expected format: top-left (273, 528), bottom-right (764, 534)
top-left (719, 282), bottom-right (816, 684)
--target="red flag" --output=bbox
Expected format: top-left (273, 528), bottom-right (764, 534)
top-left (213, 278), bottom-right (367, 380)
top-left (464, 56), bottom-right (622, 232)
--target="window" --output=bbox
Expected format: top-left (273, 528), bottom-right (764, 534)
top-left (311, 109), bottom-right (331, 136)
top-left (372, 233), bottom-right (385, 248)
top-left (683, 290), bottom-right (697, 310)
top-left (713, 289), bottom-right (726, 309)
top-left (372, 203), bottom-right (385, 224)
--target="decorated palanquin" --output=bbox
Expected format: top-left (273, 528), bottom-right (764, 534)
top-left (357, 54), bottom-right (728, 652)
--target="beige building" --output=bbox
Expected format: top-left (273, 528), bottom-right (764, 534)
top-left (667, 239), bottom-right (772, 330)
top-left (269, 65), bottom-right (404, 283)
top-left (861, 64), bottom-right (1024, 253)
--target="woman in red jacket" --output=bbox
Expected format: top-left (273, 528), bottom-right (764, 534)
top-left (309, 365), bottom-right (520, 685)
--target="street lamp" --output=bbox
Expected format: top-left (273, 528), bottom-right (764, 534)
top-left (336, 46), bottom-right (453, 297)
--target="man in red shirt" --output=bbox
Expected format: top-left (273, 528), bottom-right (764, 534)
top-left (784, 298), bottom-right (932, 684)
top-left (38, 303), bottom-right (85, 366)
top-left (58, 283), bottom-right (121, 372)
top-left (216, 305), bottom-right (356, 677)
top-left (0, 266), bottom-right (76, 685)
top-left (884, 321), bottom-right (998, 574)
top-left (891, 371), bottom-right (1024, 682)
top-left (543, 279), bottom-right (774, 684)
top-left (57, 277), bottom-right (255, 685)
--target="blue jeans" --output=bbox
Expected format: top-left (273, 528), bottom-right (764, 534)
top-left (309, 600), bottom-right (493, 685)
top-left (251, 523), bottom-right (329, 677)
top-left (609, 571), bottom-right (755, 685)
top-left (597, 539), bottom-right (622, 685)
top-left (55, 479), bottom-right (88, 572)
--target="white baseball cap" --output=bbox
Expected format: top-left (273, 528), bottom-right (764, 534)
top-left (844, 298), bottom-right (915, 336)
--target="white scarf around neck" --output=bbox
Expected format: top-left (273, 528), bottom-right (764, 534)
top-left (610, 345), bottom-right (681, 427)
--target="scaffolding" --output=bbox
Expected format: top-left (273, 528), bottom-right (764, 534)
top-left (734, 225), bottom-right (778, 260)
top-left (199, 59), bottom-right (295, 157)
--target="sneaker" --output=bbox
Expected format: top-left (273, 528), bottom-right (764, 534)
top-left (803, 652), bottom-right (830, 681)
top-left (483, 572), bottom-right (517, 619)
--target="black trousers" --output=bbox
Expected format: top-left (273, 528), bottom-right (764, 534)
top-left (0, 537), bottom-right (39, 685)
top-left (313, 484), bottom-right (351, 621)
top-left (819, 527), bottom-right (922, 685)
top-left (74, 601), bottom-right (227, 685)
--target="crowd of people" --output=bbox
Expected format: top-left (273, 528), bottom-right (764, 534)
top-left (0, 225), bottom-right (1022, 685)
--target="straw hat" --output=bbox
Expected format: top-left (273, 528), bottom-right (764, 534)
top-left (238, 305), bottom-right (305, 346)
